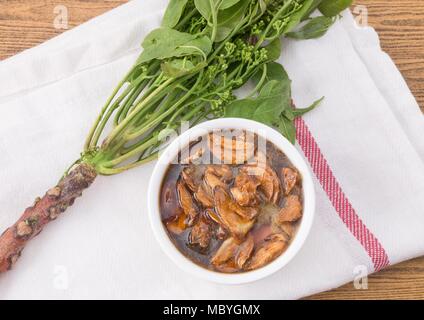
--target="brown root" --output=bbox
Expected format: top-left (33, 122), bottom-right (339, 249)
top-left (0, 163), bottom-right (97, 273)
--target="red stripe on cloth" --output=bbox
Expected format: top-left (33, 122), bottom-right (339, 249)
top-left (295, 118), bottom-right (390, 271)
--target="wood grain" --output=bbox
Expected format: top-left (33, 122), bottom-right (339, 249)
top-left (0, 0), bottom-right (423, 299)
top-left (352, 0), bottom-right (424, 112)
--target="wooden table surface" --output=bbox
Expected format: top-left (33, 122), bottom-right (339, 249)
top-left (0, 0), bottom-right (423, 299)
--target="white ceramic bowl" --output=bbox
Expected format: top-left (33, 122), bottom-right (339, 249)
top-left (147, 118), bottom-right (315, 285)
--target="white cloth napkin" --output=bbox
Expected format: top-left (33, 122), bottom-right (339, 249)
top-left (0, 0), bottom-right (423, 299)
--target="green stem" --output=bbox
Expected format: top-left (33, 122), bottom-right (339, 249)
top-left (104, 78), bottom-right (175, 147)
top-left (114, 78), bottom-right (149, 126)
top-left (101, 135), bottom-right (159, 167)
top-left (256, 0), bottom-right (294, 49)
top-left (207, 17), bottom-right (248, 63)
top-left (84, 69), bottom-right (131, 150)
top-left (209, 0), bottom-right (218, 42)
top-left (176, 7), bottom-right (198, 30)
top-left (126, 71), bottom-right (203, 140)
top-left (144, 89), bottom-right (182, 121)
top-left (246, 63), bottom-right (267, 98)
top-left (90, 84), bottom-right (134, 148)
top-left (100, 89), bottom-right (175, 161)
top-left (167, 102), bottom-right (194, 126)
top-left (125, 94), bottom-right (188, 141)
top-left (131, 85), bottom-right (180, 129)
top-left (97, 152), bottom-right (158, 175)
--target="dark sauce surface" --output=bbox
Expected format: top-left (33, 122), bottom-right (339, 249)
top-left (159, 134), bottom-right (303, 273)
top-left (160, 164), bottom-right (223, 268)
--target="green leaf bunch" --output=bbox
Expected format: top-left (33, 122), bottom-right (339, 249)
top-left (83, 0), bottom-right (352, 175)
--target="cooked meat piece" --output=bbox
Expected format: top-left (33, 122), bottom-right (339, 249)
top-left (211, 237), bottom-right (239, 266)
top-left (214, 187), bottom-right (255, 239)
top-left (176, 180), bottom-right (198, 226)
top-left (211, 235), bottom-right (254, 271)
top-left (246, 234), bottom-right (287, 270)
top-left (206, 165), bottom-right (233, 181)
top-left (240, 164), bottom-right (280, 204)
top-left (204, 208), bottom-right (221, 224)
top-left (241, 166), bottom-right (263, 181)
top-left (204, 171), bottom-right (227, 191)
top-left (203, 209), bottom-right (227, 239)
top-left (235, 235), bottom-right (254, 269)
top-left (208, 131), bottom-right (255, 164)
top-left (165, 209), bottom-right (187, 235)
top-left (181, 165), bottom-right (205, 192)
top-left (215, 225), bottom-right (227, 240)
top-left (262, 167), bottom-right (280, 204)
top-left (234, 171), bottom-right (260, 188)
top-left (272, 213), bottom-right (295, 240)
top-left (281, 167), bottom-right (298, 195)
top-left (279, 222), bottom-right (295, 239)
top-left (214, 263), bottom-right (240, 273)
top-left (189, 218), bottom-right (212, 249)
top-left (230, 173), bottom-right (260, 207)
top-left (229, 202), bottom-right (259, 220)
top-left (194, 183), bottom-right (214, 208)
top-left (230, 187), bottom-right (248, 206)
top-left (181, 166), bottom-right (199, 192)
top-left (230, 187), bottom-right (250, 207)
top-left (181, 166), bottom-right (213, 208)
top-left (204, 165), bottom-right (233, 192)
top-left (276, 195), bottom-right (302, 223)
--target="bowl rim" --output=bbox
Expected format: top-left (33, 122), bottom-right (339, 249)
top-left (147, 118), bottom-right (315, 285)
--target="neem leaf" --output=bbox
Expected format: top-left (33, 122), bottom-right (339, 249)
top-left (162, 0), bottom-right (189, 28)
top-left (277, 116), bottom-right (296, 144)
top-left (287, 16), bottom-right (335, 40)
top-left (127, 64), bottom-right (147, 84)
top-left (219, 0), bottom-right (242, 10)
top-left (224, 95), bottom-right (280, 126)
top-left (138, 28), bottom-right (211, 63)
top-left (318, 0), bottom-right (353, 17)
top-left (224, 80), bottom-right (291, 126)
top-left (258, 79), bottom-right (289, 99)
top-left (283, 0), bottom-right (315, 34)
top-left (139, 28), bottom-right (195, 62)
top-left (292, 96), bottom-right (324, 116)
top-left (265, 62), bottom-right (289, 82)
top-left (259, 0), bottom-right (267, 14)
top-left (161, 58), bottom-right (208, 78)
top-left (174, 36), bottom-right (213, 60)
top-left (226, 58), bottom-right (321, 144)
top-left (258, 79), bottom-right (292, 119)
top-left (225, 78), bottom-right (299, 144)
top-left (215, 0), bottom-right (250, 42)
top-left (194, 0), bottom-right (213, 21)
top-left (265, 38), bottom-right (282, 62)
top-left (301, 0), bottom-right (323, 20)
top-left (251, 62), bottom-right (289, 90)
top-left (161, 59), bottom-right (196, 78)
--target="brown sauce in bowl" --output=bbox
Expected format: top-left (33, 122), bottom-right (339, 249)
top-left (159, 130), bottom-right (303, 273)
